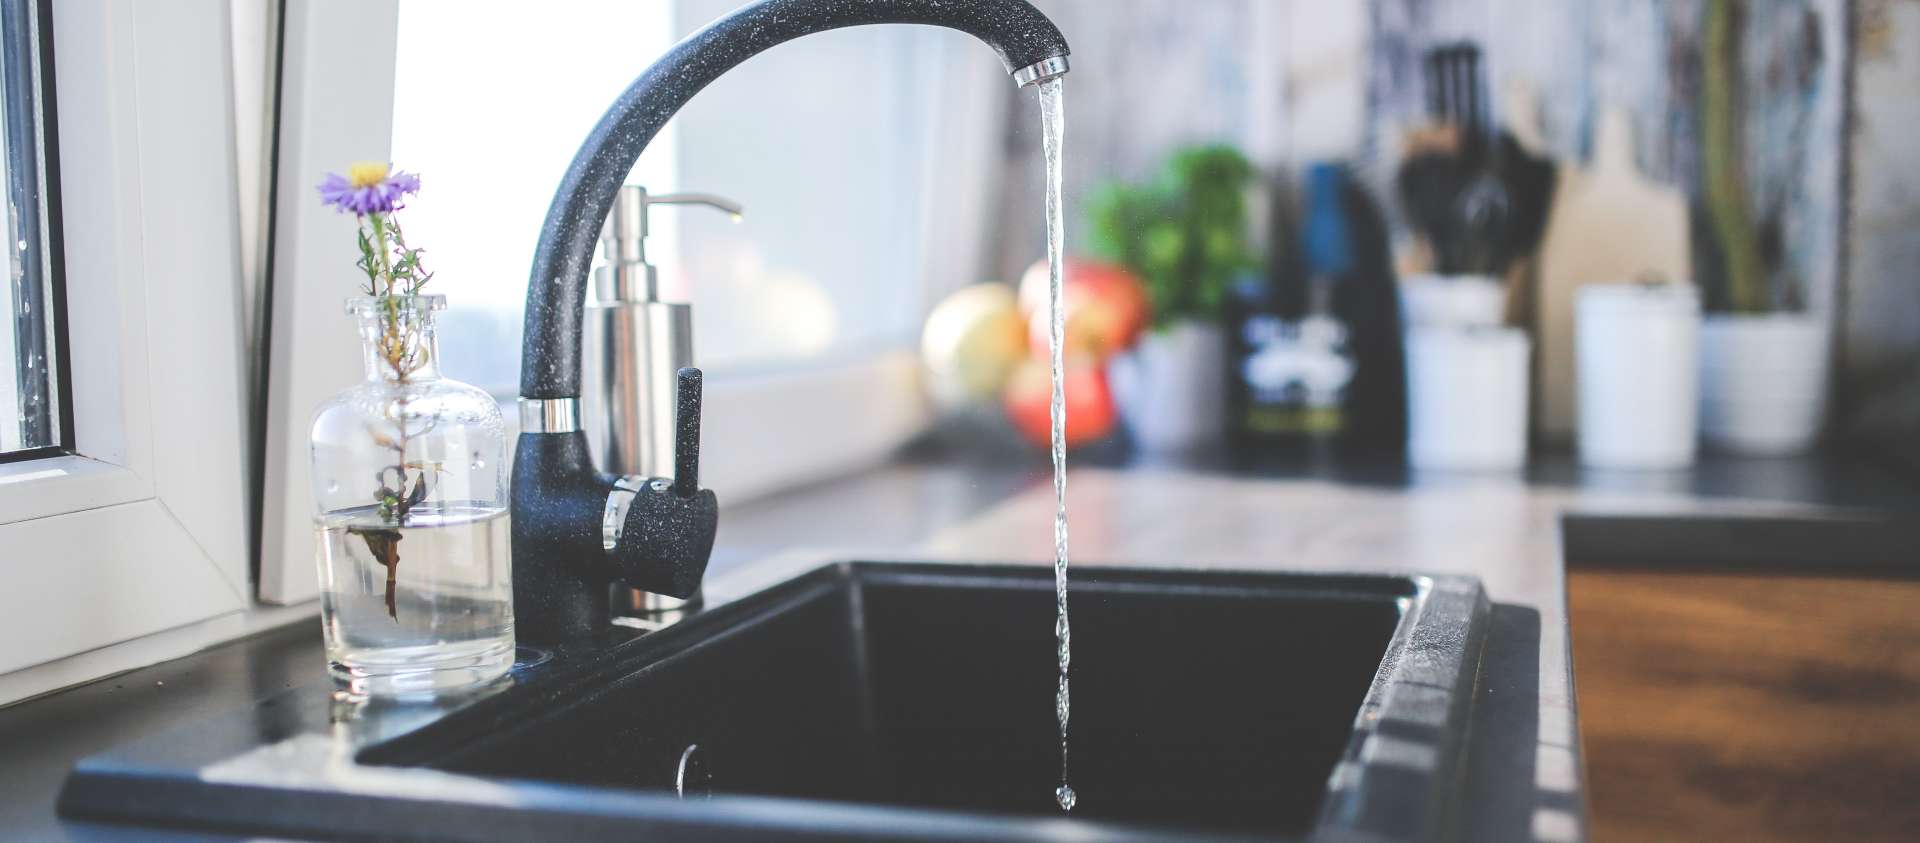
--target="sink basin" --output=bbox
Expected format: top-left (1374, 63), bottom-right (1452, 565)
top-left (62, 562), bottom-right (1488, 842)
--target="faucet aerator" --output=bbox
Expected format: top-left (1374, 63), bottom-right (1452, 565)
top-left (1012, 55), bottom-right (1071, 88)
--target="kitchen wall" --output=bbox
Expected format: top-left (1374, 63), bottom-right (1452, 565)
top-left (1367, 0), bottom-right (1845, 317)
top-left (990, 0), bottom-right (1363, 277)
top-left (1844, 0), bottom-right (1920, 455)
top-left (992, 0), bottom-right (1915, 453)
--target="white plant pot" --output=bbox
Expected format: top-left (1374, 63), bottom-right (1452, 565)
top-left (1107, 321), bottom-right (1225, 453)
top-left (1698, 314), bottom-right (1829, 455)
top-left (1576, 285), bottom-right (1700, 469)
top-left (1405, 327), bottom-right (1531, 470)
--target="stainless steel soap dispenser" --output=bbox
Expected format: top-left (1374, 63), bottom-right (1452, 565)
top-left (583, 185), bottom-right (740, 623)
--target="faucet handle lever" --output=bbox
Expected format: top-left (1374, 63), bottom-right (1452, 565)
top-left (609, 370), bottom-right (713, 599)
top-left (672, 367), bottom-right (702, 498)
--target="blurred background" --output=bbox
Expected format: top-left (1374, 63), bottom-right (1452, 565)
top-left (386, 0), bottom-right (1914, 477)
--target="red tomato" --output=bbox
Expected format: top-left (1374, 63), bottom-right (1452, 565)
top-left (1002, 357), bottom-right (1117, 449)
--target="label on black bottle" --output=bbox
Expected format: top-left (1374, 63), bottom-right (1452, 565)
top-left (1238, 313), bottom-right (1354, 435)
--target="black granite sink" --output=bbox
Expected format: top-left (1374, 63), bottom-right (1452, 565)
top-left (62, 562), bottom-right (1489, 842)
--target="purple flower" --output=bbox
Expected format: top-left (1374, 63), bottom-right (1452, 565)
top-left (317, 162), bottom-right (421, 216)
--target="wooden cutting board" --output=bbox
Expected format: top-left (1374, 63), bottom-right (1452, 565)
top-left (1534, 107), bottom-right (1691, 439)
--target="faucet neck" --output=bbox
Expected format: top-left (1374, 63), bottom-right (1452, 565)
top-left (505, 0), bottom-right (1067, 644)
top-left (517, 0), bottom-right (1069, 400)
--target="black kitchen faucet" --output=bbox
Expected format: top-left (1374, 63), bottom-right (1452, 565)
top-left (508, 0), bottom-right (1072, 643)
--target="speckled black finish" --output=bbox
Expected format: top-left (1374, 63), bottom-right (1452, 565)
top-left (511, 432), bottom-right (618, 642)
top-left (511, 429), bottom-right (719, 644)
top-left (613, 484), bottom-right (718, 600)
top-left (518, 0), bottom-right (1071, 398)
top-left (673, 367), bottom-right (702, 497)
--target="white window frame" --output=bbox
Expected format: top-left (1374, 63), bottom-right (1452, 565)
top-left (0, 0), bottom-right (253, 704)
top-left (258, 1), bottom-right (1006, 603)
top-left (257, 0), bottom-right (401, 605)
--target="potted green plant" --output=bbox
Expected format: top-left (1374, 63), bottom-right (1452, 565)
top-left (1696, 0), bottom-right (1828, 455)
top-left (1087, 145), bottom-right (1259, 452)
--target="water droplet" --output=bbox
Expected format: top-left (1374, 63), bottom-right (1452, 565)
top-left (326, 480), bottom-right (340, 494)
top-left (1055, 785), bottom-right (1076, 811)
top-left (469, 452), bottom-right (485, 469)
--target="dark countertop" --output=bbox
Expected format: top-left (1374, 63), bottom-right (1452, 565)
top-left (0, 462), bottom-right (1037, 843)
top-left (4, 447), bottom-right (1915, 842)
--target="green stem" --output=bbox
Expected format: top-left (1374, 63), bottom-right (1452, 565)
top-left (357, 218), bottom-right (379, 295)
top-left (368, 212), bottom-right (396, 296)
top-left (1703, 0), bottom-right (1765, 313)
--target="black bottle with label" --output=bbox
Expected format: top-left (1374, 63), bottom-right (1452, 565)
top-left (1228, 164), bottom-right (1404, 453)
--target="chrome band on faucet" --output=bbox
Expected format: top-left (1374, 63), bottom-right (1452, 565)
top-left (518, 397), bottom-right (582, 433)
top-left (1012, 55), bottom-right (1070, 88)
top-left (601, 475), bottom-right (645, 552)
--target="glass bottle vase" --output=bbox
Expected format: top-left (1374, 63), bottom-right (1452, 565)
top-left (309, 295), bottom-right (512, 696)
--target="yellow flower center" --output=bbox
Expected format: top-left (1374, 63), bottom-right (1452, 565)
top-left (347, 161), bottom-right (391, 189)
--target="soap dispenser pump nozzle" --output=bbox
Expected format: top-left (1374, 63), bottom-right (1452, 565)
top-left (596, 186), bottom-right (743, 302)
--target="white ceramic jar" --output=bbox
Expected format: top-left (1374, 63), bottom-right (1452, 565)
top-left (1405, 327), bottom-right (1531, 470)
top-left (1400, 274), bottom-right (1507, 330)
top-left (1575, 284), bottom-right (1700, 469)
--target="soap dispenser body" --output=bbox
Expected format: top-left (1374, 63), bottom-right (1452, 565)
top-left (582, 184), bottom-right (743, 623)
top-left (584, 295), bottom-right (701, 621)
top-left (582, 297), bottom-right (693, 481)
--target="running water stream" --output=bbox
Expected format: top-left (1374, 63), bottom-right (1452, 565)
top-left (1036, 78), bottom-right (1075, 813)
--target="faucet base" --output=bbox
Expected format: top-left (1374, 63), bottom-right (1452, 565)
top-left (609, 589), bottom-right (700, 632)
top-left (512, 429), bottom-right (718, 645)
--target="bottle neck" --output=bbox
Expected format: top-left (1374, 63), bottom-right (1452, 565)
top-left (350, 296), bottom-right (445, 383)
top-left (360, 327), bottom-right (443, 382)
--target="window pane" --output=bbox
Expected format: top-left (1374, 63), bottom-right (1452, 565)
top-left (663, 0), bottom-right (942, 372)
top-left (390, 1), bottom-right (953, 391)
top-left (1, 0), bottom-right (60, 457)
top-left (390, 0), bottom-right (678, 394)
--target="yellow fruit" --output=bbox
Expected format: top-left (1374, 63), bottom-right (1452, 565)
top-left (921, 282), bottom-right (1029, 410)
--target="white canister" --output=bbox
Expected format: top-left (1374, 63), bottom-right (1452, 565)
top-left (1405, 327), bottom-right (1531, 470)
top-left (1400, 274), bottom-right (1507, 330)
top-left (1575, 284), bottom-right (1700, 469)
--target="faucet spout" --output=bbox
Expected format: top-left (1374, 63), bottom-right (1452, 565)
top-left (510, 0), bottom-right (1069, 644)
top-left (519, 0), bottom-right (1070, 399)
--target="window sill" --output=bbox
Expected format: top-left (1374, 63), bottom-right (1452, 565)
top-left (0, 454), bottom-right (148, 526)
